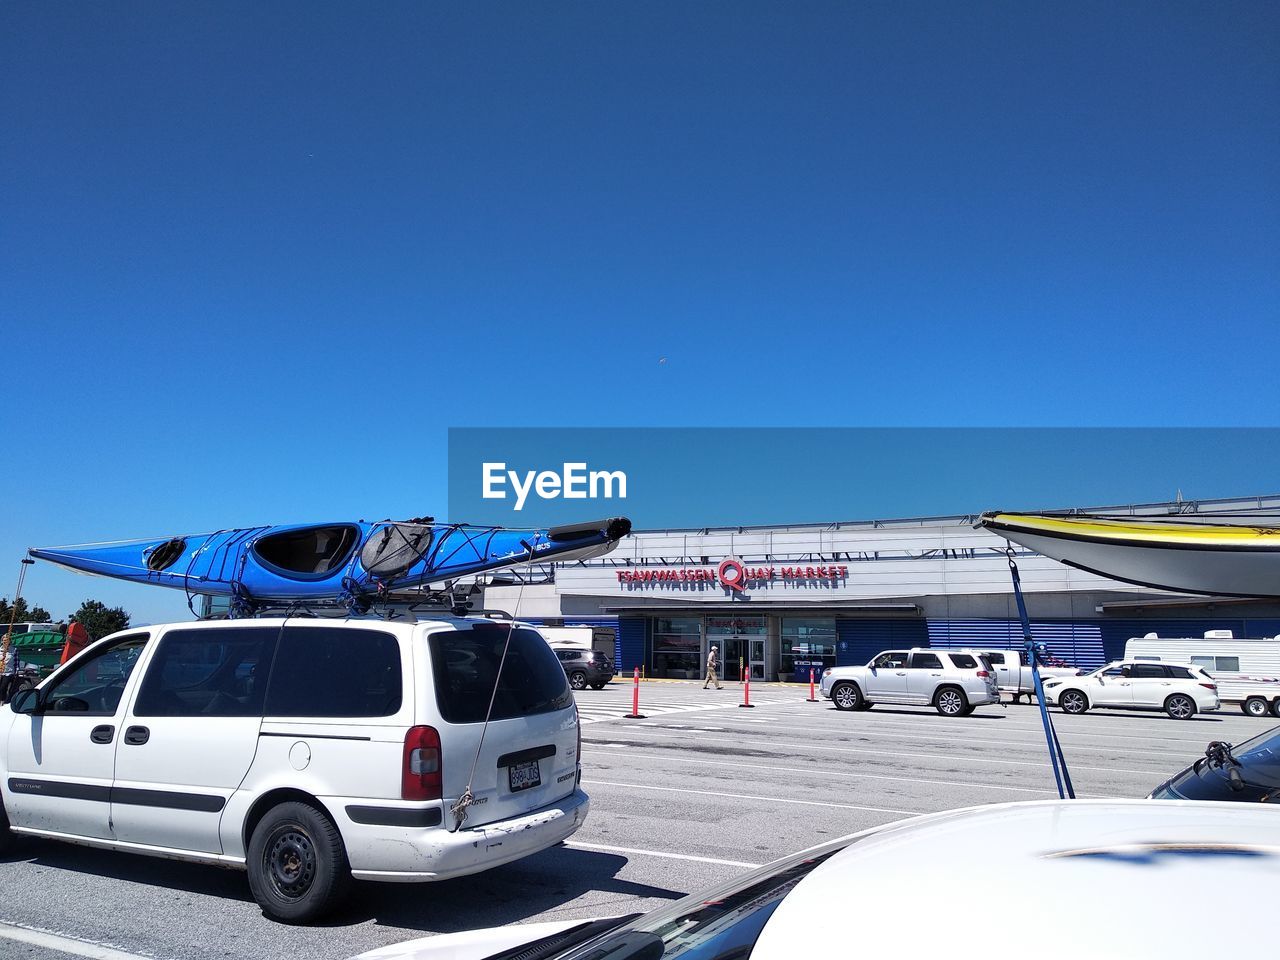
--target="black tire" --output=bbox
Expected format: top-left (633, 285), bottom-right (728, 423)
top-left (935, 686), bottom-right (968, 717)
top-left (0, 797), bottom-right (12, 856)
top-left (1164, 693), bottom-right (1196, 720)
top-left (1272, 699), bottom-right (1280, 719)
top-left (591, 682), bottom-right (607, 690)
top-left (569, 671), bottom-right (588, 691)
top-left (831, 682), bottom-right (862, 711)
top-left (1244, 697), bottom-right (1270, 718)
top-left (1058, 689), bottom-right (1089, 715)
top-left (247, 801), bottom-right (352, 924)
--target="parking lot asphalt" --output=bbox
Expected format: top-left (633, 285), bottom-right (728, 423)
top-left (0, 680), bottom-right (1267, 960)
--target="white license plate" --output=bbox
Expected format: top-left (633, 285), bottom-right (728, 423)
top-left (508, 759), bottom-right (541, 793)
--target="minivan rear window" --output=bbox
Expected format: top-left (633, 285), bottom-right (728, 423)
top-left (265, 626), bottom-right (402, 718)
top-left (429, 624), bottom-right (572, 724)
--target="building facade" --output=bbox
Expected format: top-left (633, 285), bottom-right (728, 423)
top-left (484, 494), bottom-right (1280, 680)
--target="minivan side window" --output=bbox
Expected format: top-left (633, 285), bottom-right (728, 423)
top-left (949, 653), bottom-right (978, 669)
top-left (265, 627), bottom-right (402, 718)
top-left (430, 625), bottom-right (572, 724)
top-left (133, 627), bottom-right (278, 717)
top-left (42, 634), bottom-right (149, 716)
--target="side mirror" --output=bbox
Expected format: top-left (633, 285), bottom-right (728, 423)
top-left (9, 688), bottom-right (40, 715)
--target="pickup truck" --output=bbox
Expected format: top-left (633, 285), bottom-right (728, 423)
top-left (965, 648), bottom-right (1081, 702)
top-left (820, 648), bottom-right (1000, 717)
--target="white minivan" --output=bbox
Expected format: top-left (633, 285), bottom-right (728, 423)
top-left (0, 617), bottom-right (588, 923)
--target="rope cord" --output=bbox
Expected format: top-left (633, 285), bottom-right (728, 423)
top-left (449, 532), bottom-right (542, 832)
top-left (1006, 546), bottom-right (1075, 800)
top-left (1, 560), bottom-right (35, 677)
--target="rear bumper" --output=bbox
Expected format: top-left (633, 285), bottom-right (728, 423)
top-left (345, 788), bottom-right (590, 882)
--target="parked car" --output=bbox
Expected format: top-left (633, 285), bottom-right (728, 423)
top-left (1042, 660), bottom-right (1220, 719)
top-left (348, 799), bottom-right (1280, 960)
top-left (0, 617), bottom-right (588, 923)
top-left (820, 648), bottom-right (1000, 716)
top-left (964, 648), bottom-right (1081, 702)
top-left (554, 647), bottom-right (615, 690)
top-left (1125, 631), bottom-right (1280, 718)
top-left (1149, 725), bottom-right (1280, 802)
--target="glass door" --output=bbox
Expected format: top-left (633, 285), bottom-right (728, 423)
top-left (706, 616), bottom-right (766, 683)
top-left (749, 639), bottom-right (765, 680)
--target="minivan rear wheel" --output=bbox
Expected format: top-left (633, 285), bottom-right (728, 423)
top-left (247, 801), bottom-right (351, 924)
top-left (569, 671), bottom-right (588, 690)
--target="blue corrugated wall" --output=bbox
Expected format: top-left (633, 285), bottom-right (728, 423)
top-left (927, 620), bottom-right (1106, 670)
top-left (836, 619), bottom-right (930, 667)
top-left (617, 617), bottom-right (648, 671)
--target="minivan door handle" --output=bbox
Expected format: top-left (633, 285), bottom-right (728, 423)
top-left (90, 725), bottom-right (115, 744)
top-left (123, 725), bottom-right (150, 745)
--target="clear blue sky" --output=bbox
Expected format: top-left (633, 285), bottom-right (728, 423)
top-left (1, 2), bottom-right (1277, 624)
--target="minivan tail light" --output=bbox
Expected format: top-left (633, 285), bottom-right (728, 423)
top-left (402, 725), bottom-right (442, 801)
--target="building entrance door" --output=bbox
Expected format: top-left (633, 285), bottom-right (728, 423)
top-left (718, 638), bottom-right (743, 682)
top-left (749, 639), bottom-right (765, 680)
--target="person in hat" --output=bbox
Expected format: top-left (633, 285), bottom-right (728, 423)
top-left (703, 644), bottom-right (722, 690)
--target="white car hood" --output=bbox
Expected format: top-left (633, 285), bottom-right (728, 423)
top-left (349, 919), bottom-right (593, 960)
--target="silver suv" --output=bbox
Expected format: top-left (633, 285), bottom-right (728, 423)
top-left (820, 648), bottom-right (1001, 716)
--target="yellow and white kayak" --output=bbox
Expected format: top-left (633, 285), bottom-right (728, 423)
top-left (979, 512), bottom-right (1280, 598)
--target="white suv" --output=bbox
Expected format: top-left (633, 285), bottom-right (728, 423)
top-left (1043, 660), bottom-right (1220, 719)
top-left (820, 648), bottom-right (1001, 716)
top-left (0, 617), bottom-right (588, 923)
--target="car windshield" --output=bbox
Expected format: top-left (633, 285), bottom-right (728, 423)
top-left (1228, 726), bottom-right (1280, 788)
top-left (554, 847), bottom-right (841, 960)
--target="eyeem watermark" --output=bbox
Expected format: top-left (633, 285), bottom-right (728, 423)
top-left (482, 462), bottom-right (628, 511)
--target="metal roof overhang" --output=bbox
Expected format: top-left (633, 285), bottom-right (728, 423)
top-left (586, 596), bottom-right (921, 615)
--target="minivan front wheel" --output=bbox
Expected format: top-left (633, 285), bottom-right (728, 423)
top-left (247, 801), bottom-right (351, 924)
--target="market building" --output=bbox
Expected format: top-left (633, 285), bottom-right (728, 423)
top-left (483, 493), bottom-right (1280, 680)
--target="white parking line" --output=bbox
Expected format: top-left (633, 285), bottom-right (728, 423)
top-left (565, 840), bottom-right (761, 869)
top-left (583, 779), bottom-right (917, 815)
top-left (585, 729), bottom-right (1172, 775)
top-left (749, 710), bottom-right (1245, 748)
top-left (595, 749), bottom-right (1119, 797)
top-left (0, 921), bottom-right (157, 960)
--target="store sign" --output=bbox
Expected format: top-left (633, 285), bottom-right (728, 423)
top-left (616, 557), bottom-right (849, 592)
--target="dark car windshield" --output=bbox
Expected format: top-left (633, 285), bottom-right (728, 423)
top-left (554, 847), bottom-right (840, 960)
top-left (1228, 725), bottom-right (1280, 788)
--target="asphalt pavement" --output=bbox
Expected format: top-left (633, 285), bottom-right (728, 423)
top-left (0, 680), bottom-right (1265, 960)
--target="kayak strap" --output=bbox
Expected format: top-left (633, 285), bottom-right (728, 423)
top-left (1006, 548), bottom-right (1076, 800)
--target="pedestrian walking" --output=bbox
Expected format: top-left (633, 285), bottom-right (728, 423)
top-left (703, 644), bottom-right (722, 689)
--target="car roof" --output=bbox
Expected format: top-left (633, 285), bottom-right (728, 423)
top-left (105, 615), bottom-right (525, 639)
top-left (754, 800), bottom-right (1280, 957)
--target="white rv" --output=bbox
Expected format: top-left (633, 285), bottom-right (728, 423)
top-left (1124, 631), bottom-right (1280, 718)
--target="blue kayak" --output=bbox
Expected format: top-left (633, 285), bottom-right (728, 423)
top-left (29, 516), bottom-right (631, 612)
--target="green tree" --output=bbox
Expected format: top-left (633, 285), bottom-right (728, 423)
top-left (0, 597), bottom-right (54, 628)
top-left (70, 599), bottom-right (131, 641)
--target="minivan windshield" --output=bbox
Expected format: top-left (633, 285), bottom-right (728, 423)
top-left (429, 624), bottom-right (572, 724)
